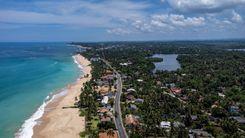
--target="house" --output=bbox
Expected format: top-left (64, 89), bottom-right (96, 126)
top-left (101, 74), bottom-right (114, 81)
top-left (97, 108), bottom-right (109, 113)
top-left (102, 96), bottom-right (109, 105)
top-left (137, 79), bottom-right (143, 82)
top-left (230, 116), bottom-right (245, 124)
top-left (156, 81), bottom-right (162, 86)
top-left (100, 116), bottom-right (112, 122)
top-left (170, 88), bottom-right (182, 95)
top-left (127, 88), bottom-right (136, 93)
top-left (181, 73), bottom-right (187, 76)
top-left (135, 98), bottom-right (144, 103)
top-left (106, 104), bottom-right (112, 111)
top-left (229, 105), bottom-right (239, 114)
top-left (189, 129), bottom-right (213, 138)
top-left (104, 70), bottom-right (113, 75)
top-left (173, 121), bottom-right (185, 127)
top-left (126, 94), bottom-right (135, 101)
top-left (160, 121), bottom-right (171, 129)
top-left (218, 93), bottom-right (225, 98)
top-left (191, 115), bottom-right (198, 121)
top-left (166, 83), bottom-right (176, 88)
top-left (125, 114), bottom-right (139, 126)
top-left (129, 104), bottom-right (138, 111)
top-left (90, 57), bottom-right (99, 62)
top-left (191, 89), bottom-right (197, 92)
top-left (106, 92), bottom-right (115, 98)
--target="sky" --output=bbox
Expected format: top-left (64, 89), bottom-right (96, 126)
top-left (0, 0), bottom-right (245, 42)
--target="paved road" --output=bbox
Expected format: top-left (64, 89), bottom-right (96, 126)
top-left (102, 59), bottom-right (128, 138)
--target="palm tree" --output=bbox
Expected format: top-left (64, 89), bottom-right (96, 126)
top-left (107, 129), bottom-right (115, 138)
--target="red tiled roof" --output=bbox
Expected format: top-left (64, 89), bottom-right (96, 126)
top-left (170, 88), bottom-right (182, 94)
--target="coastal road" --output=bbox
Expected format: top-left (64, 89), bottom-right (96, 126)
top-left (101, 59), bottom-right (128, 138)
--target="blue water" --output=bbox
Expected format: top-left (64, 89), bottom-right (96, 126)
top-left (0, 42), bottom-right (81, 138)
top-left (152, 54), bottom-right (180, 72)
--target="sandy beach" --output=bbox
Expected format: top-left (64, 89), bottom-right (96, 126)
top-left (32, 54), bottom-right (91, 138)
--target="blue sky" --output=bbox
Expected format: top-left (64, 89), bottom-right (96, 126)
top-left (0, 0), bottom-right (245, 42)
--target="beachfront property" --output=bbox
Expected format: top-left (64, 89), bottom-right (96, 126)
top-left (101, 96), bottom-right (109, 105)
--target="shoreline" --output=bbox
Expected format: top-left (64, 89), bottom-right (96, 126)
top-left (17, 54), bottom-right (91, 138)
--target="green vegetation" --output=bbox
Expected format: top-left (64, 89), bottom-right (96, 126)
top-left (76, 41), bottom-right (245, 137)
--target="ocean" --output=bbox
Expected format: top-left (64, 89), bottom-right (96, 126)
top-left (0, 42), bottom-right (82, 138)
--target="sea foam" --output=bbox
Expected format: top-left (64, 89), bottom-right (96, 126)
top-left (72, 55), bottom-right (84, 71)
top-left (16, 89), bottom-right (67, 138)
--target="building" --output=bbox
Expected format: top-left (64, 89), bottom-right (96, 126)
top-left (160, 121), bottom-right (171, 129)
top-left (97, 107), bottom-right (109, 114)
top-left (90, 57), bottom-right (99, 62)
top-left (126, 94), bottom-right (135, 101)
top-left (218, 93), bottom-right (225, 98)
top-left (102, 96), bottom-right (109, 105)
top-left (135, 98), bottom-right (144, 103)
top-left (170, 87), bottom-right (182, 95)
top-left (129, 104), bottom-right (138, 111)
top-left (127, 88), bottom-right (136, 93)
top-left (189, 129), bottom-right (213, 138)
top-left (137, 79), bottom-right (143, 82)
top-left (230, 116), bottom-right (245, 124)
top-left (125, 114), bottom-right (139, 126)
top-left (100, 116), bottom-right (112, 122)
top-left (229, 105), bottom-right (239, 114)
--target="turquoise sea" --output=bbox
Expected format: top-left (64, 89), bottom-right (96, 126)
top-left (0, 42), bottom-right (82, 138)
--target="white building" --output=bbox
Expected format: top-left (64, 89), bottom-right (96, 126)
top-left (160, 121), bottom-right (171, 129)
top-left (101, 96), bottom-right (109, 104)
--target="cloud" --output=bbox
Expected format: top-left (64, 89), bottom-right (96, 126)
top-left (160, 0), bottom-right (165, 3)
top-left (107, 28), bottom-right (131, 35)
top-left (132, 20), bottom-right (152, 32)
top-left (232, 10), bottom-right (243, 23)
top-left (108, 14), bottom-right (205, 35)
top-left (151, 14), bottom-right (205, 27)
top-left (0, 0), bottom-right (150, 27)
top-left (167, 0), bottom-right (245, 13)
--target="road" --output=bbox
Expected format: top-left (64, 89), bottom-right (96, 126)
top-left (101, 59), bottom-right (128, 138)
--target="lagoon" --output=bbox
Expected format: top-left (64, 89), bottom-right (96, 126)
top-left (152, 54), bottom-right (180, 72)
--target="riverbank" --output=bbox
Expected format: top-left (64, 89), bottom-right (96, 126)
top-left (31, 54), bottom-right (91, 138)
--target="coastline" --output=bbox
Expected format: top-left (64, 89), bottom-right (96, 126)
top-left (17, 54), bottom-right (91, 138)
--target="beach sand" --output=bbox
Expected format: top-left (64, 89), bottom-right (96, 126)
top-left (33, 54), bottom-right (91, 138)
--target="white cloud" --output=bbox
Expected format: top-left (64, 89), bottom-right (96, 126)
top-left (232, 10), bottom-right (243, 22)
top-left (108, 14), bottom-right (206, 35)
top-left (107, 28), bottom-right (131, 35)
top-left (0, 0), bottom-right (150, 27)
top-left (167, 0), bottom-right (245, 13)
top-left (151, 14), bottom-right (205, 27)
top-left (132, 20), bottom-right (152, 32)
top-left (160, 0), bottom-right (165, 3)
